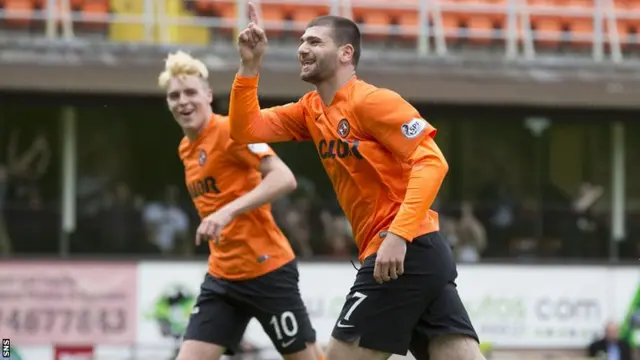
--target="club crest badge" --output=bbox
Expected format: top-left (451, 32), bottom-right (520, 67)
top-left (199, 149), bottom-right (207, 166)
top-left (337, 119), bottom-right (350, 138)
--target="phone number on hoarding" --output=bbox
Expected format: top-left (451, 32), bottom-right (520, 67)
top-left (0, 308), bottom-right (127, 335)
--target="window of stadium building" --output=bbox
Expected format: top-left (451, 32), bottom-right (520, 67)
top-left (0, 105), bottom-right (61, 255)
top-left (1, 95), bottom-right (636, 264)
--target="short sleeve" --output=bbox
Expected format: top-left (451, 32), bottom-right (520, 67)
top-left (227, 140), bottom-right (276, 170)
top-left (356, 89), bottom-right (436, 160)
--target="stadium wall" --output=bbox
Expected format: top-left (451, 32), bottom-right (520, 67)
top-left (3, 60), bottom-right (640, 108)
top-left (0, 261), bottom-right (638, 360)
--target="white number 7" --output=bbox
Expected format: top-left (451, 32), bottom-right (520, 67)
top-left (343, 291), bottom-right (367, 321)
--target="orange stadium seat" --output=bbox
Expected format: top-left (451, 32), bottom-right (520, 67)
top-left (79, 0), bottom-right (108, 31)
top-left (528, 0), bottom-right (563, 47)
top-left (289, 2), bottom-right (332, 32)
top-left (3, 0), bottom-right (33, 28)
top-left (195, 0), bottom-right (213, 15)
top-left (28, 0), bottom-right (58, 29)
top-left (29, 0), bottom-right (102, 30)
top-left (613, 0), bottom-right (640, 48)
top-left (467, 0), bottom-right (506, 44)
top-left (563, 0), bottom-right (594, 47)
top-left (527, 0), bottom-right (596, 48)
top-left (203, 0), bottom-right (235, 35)
top-left (397, 7), bottom-right (419, 40)
top-left (351, 0), bottom-right (394, 39)
top-left (441, 0), bottom-right (507, 44)
top-left (260, 3), bottom-right (286, 36)
top-left (352, 0), bottom-right (422, 40)
top-left (70, 0), bottom-right (83, 10)
top-left (439, 0), bottom-right (473, 43)
top-left (216, 1), bottom-right (237, 31)
top-left (568, 18), bottom-right (593, 47)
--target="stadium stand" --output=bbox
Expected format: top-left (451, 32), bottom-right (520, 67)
top-left (0, 0), bottom-right (633, 58)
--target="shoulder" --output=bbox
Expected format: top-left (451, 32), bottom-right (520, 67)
top-left (209, 114), bottom-right (233, 146)
top-left (351, 80), bottom-right (404, 109)
top-left (213, 113), bottom-right (230, 132)
top-left (295, 91), bottom-right (318, 112)
top-left (301, 90), bottom-right (318, 103)
top-left (177, 137), bottom-right (190, 160)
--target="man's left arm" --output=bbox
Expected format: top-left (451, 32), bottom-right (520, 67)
top-left (357, 89), bottom-right (449, 242)
top-left (222, 142), bottom-right (297, 217)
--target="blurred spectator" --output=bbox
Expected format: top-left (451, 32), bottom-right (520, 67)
top-left (453, 201), bottom-right (487, 263)
top-left (588, 321), bottom-right (631, 360)
top-left (440, 214), bottom-right (459, 251)
top-left (7, 128), bottom-right (51, 196)
top-left (508, 197), bottom-right (539, 260)
top-left (142, 185), bottom-right (190, 255)
top-left (476, 168), bottom-right (518, 258)
top-left (5, 187), bottom-right (57, 253)
top-left (77, 130), bottom-right (125, 218)
top-left (281, 178), bottom-right (325, 258)
top-left (95, 182), bottom-right (146, 253)
top-left (321, 199), bottom-right (355, 259)
top-left (566, 181), bottom-right (604, 258)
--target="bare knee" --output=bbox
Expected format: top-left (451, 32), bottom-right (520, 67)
top-left (325, 337), bottom-right (390, 360)
top-left (429, 334), bottom-right (485, 360)
top-left (307, 342), bottom-right (325, 359)
top-left (176, 340), bottom-right (225, 360)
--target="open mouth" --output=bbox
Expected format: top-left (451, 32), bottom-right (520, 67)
top-left (300, 59), bottom-right (315, 71)
top-left (179, 109), bottom-right (194, 117)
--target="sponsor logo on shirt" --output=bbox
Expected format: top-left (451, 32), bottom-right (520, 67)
top-left (248, 143), bottom-right (270, 154)
top-left (401, 118), bottom-right (427, 139)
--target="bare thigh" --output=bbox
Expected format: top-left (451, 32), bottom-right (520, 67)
top-left (428, 334), bottom-right (485, 360)
top-left (176, 339), bottom-right (226, 360)
top-left (282, 346), bottom-right (318, 360)
top-left (325, 336), bottom-right (391, 360)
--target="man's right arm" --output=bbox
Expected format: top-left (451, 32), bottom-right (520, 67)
top-left (229, 73), bottom-right (309, 144)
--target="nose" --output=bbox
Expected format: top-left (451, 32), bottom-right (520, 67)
top-left (177, 92), bottom-right (189, 105)
top-left (297, 43), bottom-right (309, 57)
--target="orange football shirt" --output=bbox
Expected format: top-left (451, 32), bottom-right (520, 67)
top-left (179, 113), bottom-right (295, 280)
top-left (229, 75), bottom-right (448, 263)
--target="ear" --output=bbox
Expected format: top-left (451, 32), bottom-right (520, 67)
top-left (339, 44), bottom-right (355, 65)
top-left (205, 86), bottom-right (213, 104)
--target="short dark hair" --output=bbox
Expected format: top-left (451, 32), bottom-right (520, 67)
top-left (306, 16), bottom-right (362, 67)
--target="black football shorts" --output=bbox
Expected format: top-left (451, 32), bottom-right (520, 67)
top-left (331, 231), bottom-right (479, 358)
top-left (183, 260), bottom-right (317, 355)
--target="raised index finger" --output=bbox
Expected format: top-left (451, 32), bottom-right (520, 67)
top-left (248, 2), bottom-right (260, 26)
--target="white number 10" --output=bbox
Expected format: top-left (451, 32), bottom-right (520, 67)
top-left (269, 311), bottom-right (299, 340)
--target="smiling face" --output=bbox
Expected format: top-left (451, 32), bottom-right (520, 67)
top-left (297, 25), bottom-right (341, 84)
top-left (297, 16), bottom-right (362, 86)
top-left (165, 74), bottom-right (212, 132)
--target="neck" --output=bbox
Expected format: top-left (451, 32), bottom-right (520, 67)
top-left (184, 109), bottom-right (213, 141)
top-left (316, 68), bottom-right (355, 106)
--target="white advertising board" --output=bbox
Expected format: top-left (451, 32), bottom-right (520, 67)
top-left (135, 262), bottom-right (640, 353)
